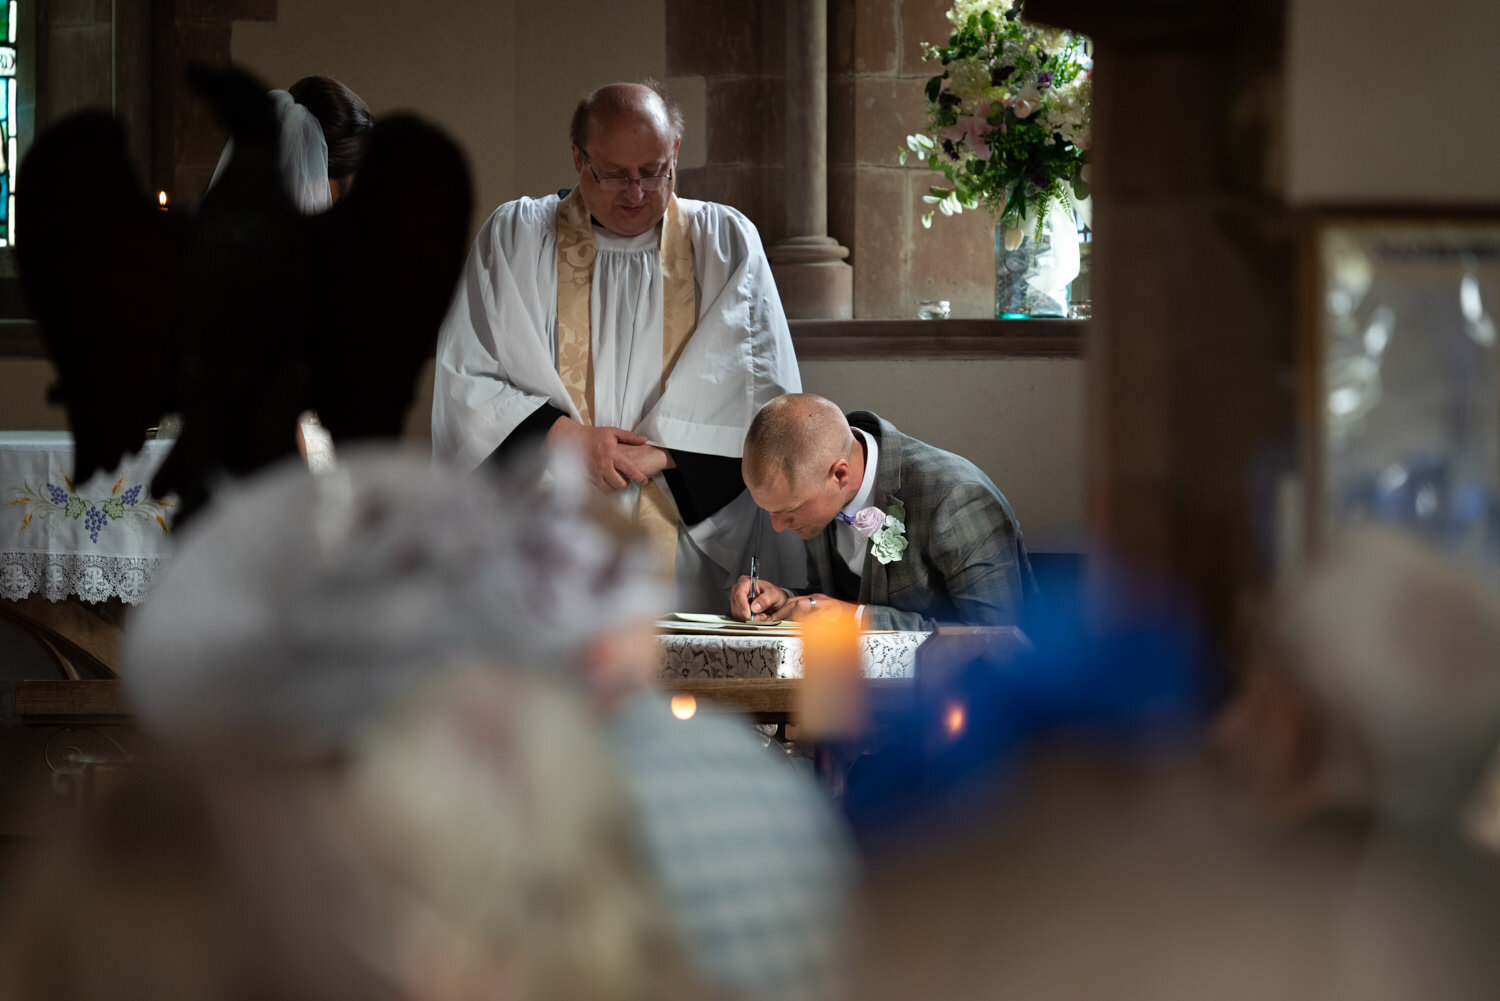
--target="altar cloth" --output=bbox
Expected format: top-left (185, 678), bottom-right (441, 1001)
top-left (0, 432), bottom-right (176, 604)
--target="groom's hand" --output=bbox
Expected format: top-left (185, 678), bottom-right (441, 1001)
top-left (765, 593), bottom-right (854, 623)
top-left (730, 576), bottom-right (790, 621)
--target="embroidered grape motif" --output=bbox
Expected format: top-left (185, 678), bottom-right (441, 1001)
top-left (121, 485), bottom-right (142, 506)
top-left (83, 506), bottom-right (106, 543)
top-left (45, 483), bottom-right (68, 504)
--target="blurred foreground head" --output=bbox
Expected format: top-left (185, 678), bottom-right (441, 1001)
top-left (0, 764), bottom-right (380, 1001)
top-left (347, 670), bottom-right (698, 1001)
top-left (123, 445), bottom-right (668, 758)
top-left (1221, 526), bottom-right (1500, 831)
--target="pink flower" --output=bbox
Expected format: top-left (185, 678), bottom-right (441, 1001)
top-left (1012, 98), bottom-right (1036, 119)
top-left (940, 115), bottom-right (991, 159)
top-left (851, 506), bottom-right (886, 537)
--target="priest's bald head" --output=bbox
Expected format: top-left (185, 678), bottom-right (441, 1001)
top-left (568, 81), bottom-right (683, 238)
top-left (743, 394), bottom-right (865, 540)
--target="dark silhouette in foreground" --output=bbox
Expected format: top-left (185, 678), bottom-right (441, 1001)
top-left (17, 65), bottom-right (473, 522)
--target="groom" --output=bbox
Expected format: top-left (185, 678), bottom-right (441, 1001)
top-left (729, 394), bottom-right (1035, 631)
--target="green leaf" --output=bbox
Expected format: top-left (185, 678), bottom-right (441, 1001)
top-left (65, 496), bottom-right (85, 519)
top-left (1072, 178), bottom-right (1090, 201)
top-left (899, 149), bottom-right (908, 165)
top-left (925, 75), bottom-right (943, 103)
top-left (102, 497), bottom-right (125, 520)
top-left (929, 186), bottom-right (951, 198)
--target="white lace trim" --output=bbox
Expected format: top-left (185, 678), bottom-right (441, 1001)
top-left (0, 552), bottom-right (165, 605)
top-left (659, 631), bottom-right (929, 680)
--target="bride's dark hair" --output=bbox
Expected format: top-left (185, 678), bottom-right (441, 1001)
top-left (288, 76), bottom-right (372, 180)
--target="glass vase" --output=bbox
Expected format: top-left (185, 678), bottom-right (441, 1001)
top-left (994, 202), bottom-right (1081, 319)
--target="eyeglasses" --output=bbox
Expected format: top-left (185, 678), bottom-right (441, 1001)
top-left (582, 152), bottom-right (673, 193)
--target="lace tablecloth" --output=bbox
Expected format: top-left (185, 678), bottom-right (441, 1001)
top-left (659, 631), bottom-right (929, 681)
top-left (1, 433), bottom-right (176, 604)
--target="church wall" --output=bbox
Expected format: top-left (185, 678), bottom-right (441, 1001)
top-left (38, 0), bottom-right (112, 122)
top-left (231, 0), bottom-right (520, 233)
top-left (665, 0), bottom-right (789, 249)
top-left (1286, 0), bottom-right (1500, 204)
top-left (0, 359), bottom-right (66, 429)
top-left (511, 0), bottom-right (672, 202)
top-left (800, 357), bottom-right (1086, 553)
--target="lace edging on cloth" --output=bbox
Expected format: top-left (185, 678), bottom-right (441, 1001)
top-left (0, 552), bottom-right (165, 605)
top-left (658, 632), bottom-right (929, 681)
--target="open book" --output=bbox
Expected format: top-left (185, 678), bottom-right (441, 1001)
top-left (655, 612), bottom-right (798, 635)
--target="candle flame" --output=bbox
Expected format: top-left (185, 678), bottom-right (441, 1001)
top-left (943, 700), bottom-right (967, 739)
top-left (670, 694), bottom-right (698, 721)
top-left (157, 190), bottom-right (168, 207)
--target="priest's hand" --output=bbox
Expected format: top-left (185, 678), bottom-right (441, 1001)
top-left (730, 575), bottom-right (791, 622)
top-left (619, 442), bottom-right (676, 480)
top-left (765, 593), bottom-right (855, 624)
top-left (546, 416), bottom-right (651, 492)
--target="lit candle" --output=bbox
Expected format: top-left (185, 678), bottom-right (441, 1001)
top-left (157, 190), bottom-right (168, 211)
top-left (942, 699), bottom-right (967, 740)
top-left (798, 605), bottom-right (867, 741)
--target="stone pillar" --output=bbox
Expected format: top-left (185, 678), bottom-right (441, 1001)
top-left (769, 0), bottom-right (853, 319)
top-left (1032, 0), bottom-right (1292, 661)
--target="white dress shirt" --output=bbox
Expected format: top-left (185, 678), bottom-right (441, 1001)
top-left (834, 427), bottom-right (879, 577)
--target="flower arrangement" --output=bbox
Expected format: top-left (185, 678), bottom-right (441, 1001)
top-left (902, 0), bottom-right (1092, 245)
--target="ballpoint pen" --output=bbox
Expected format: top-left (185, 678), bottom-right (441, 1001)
top-left (748, 554), bottom-right (760, 612)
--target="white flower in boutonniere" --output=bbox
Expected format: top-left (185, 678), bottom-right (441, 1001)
top-left (846, 501), bottom-right (909, 565)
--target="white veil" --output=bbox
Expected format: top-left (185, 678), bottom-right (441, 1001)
top-left (208, 89), bottom-right (332, 214)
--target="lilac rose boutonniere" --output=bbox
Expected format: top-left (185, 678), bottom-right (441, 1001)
top-left (847, 500), bottom-right (908, 565)
top-left (851, 506), bottom-right (886, 536)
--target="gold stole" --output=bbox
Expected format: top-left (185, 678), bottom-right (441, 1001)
top-left (555, 187), bottom-right (696, 577)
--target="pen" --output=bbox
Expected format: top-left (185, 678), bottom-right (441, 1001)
top-left (749, 555), bottom-right (760, 609)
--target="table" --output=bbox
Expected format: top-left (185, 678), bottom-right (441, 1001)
top-left (0, 432), bottom-right (176, 604)
top-left (659, 631), bottom-right (929, 680)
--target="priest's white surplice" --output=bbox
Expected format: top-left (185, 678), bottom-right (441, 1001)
top-left (432, 194), bottom-right (806, 609)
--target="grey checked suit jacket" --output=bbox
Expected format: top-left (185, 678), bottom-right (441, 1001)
top-left (805, 412), bottom-right (1035, 632)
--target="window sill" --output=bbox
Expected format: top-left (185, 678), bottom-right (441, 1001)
top-left (789, 318), bottom-right (1086, 360)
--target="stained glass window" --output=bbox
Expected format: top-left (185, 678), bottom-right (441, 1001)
top-left (0, 1), bottom-right (17, 247)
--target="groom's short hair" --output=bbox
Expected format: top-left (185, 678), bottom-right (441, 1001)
top-left (743, 394), bottom-right (854, 491)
